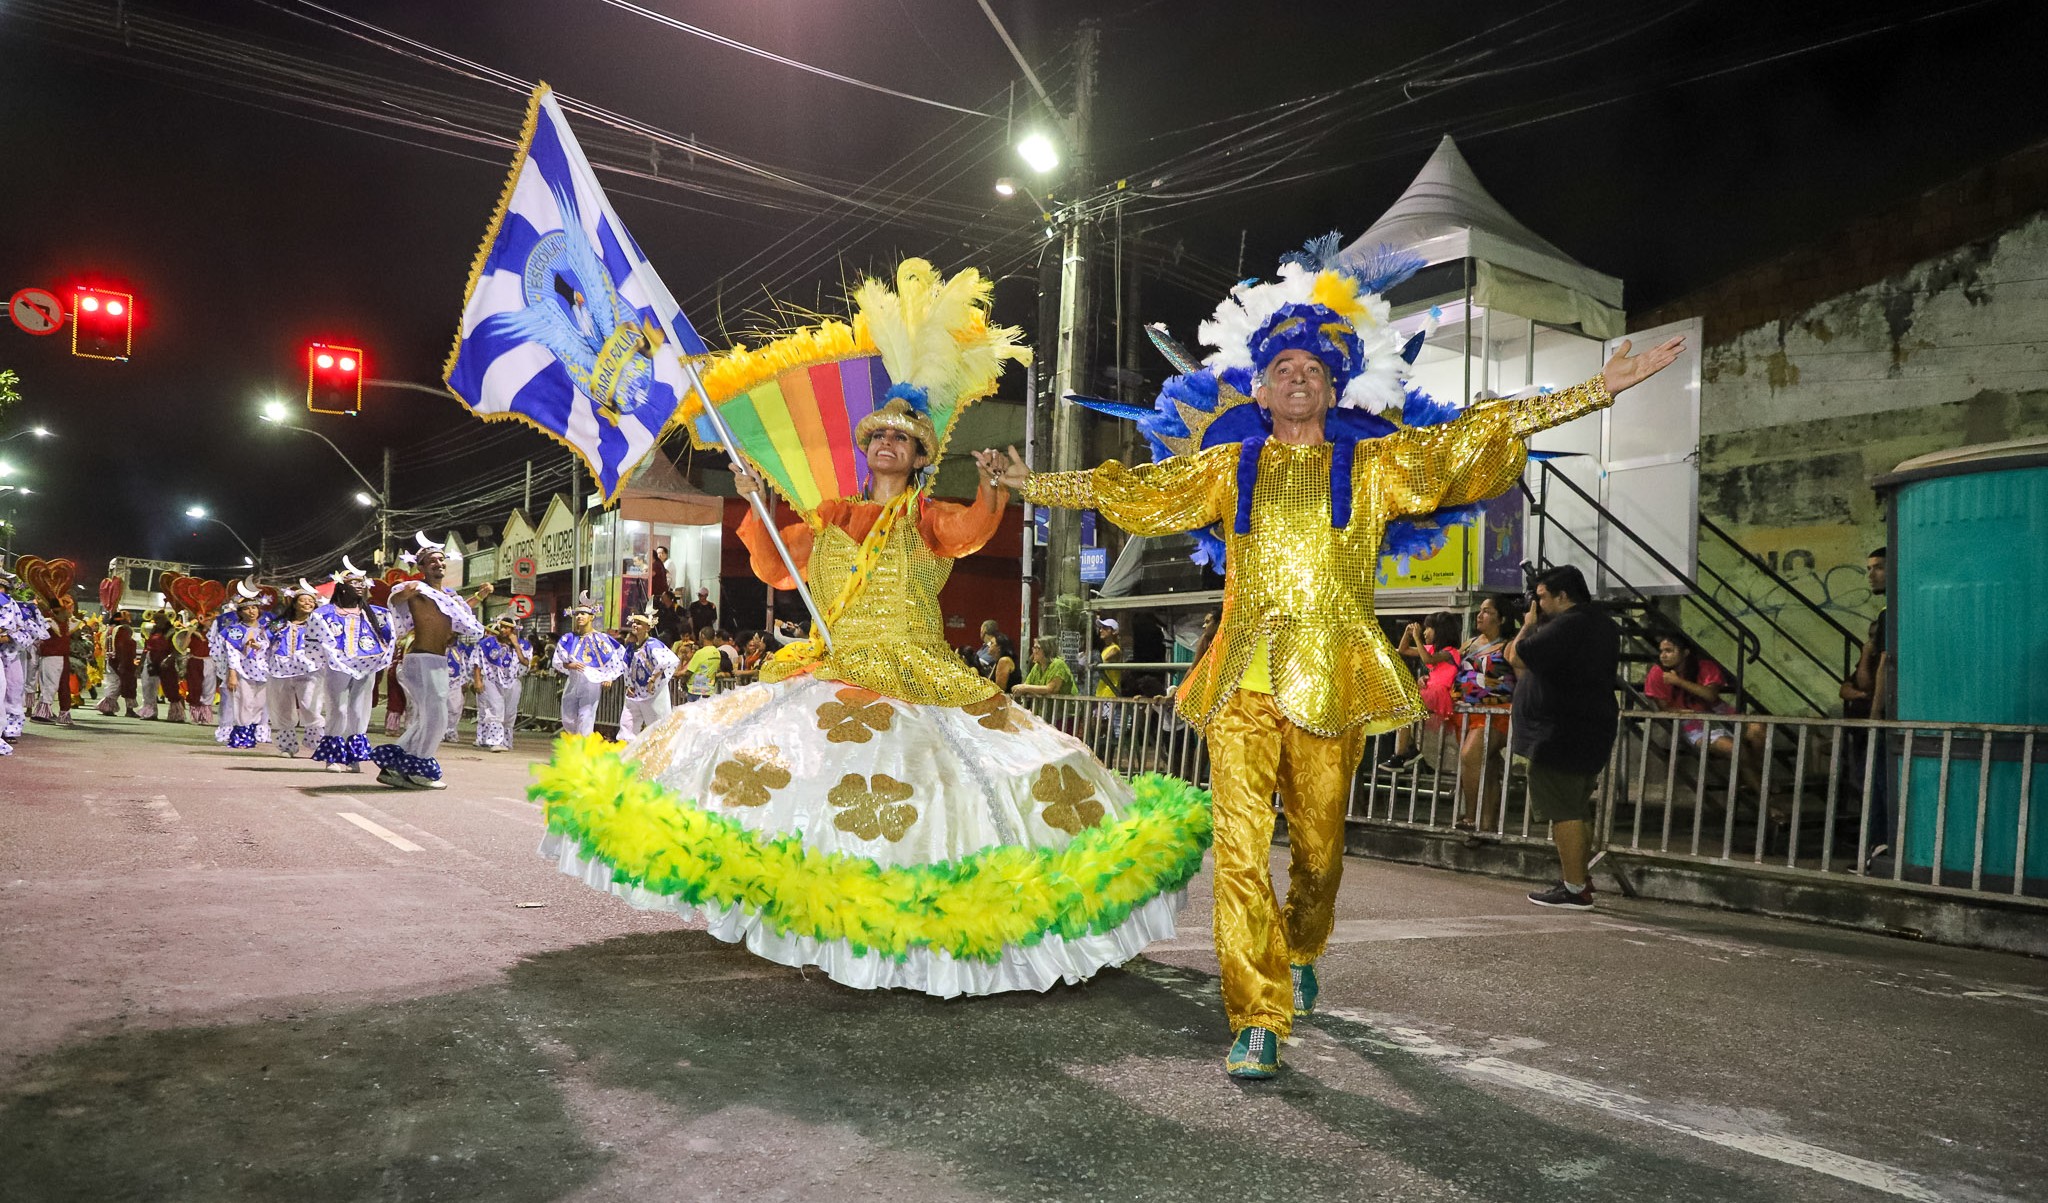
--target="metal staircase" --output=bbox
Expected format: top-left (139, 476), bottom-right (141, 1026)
top-left (1526, 460), bottom-right (1861, 718)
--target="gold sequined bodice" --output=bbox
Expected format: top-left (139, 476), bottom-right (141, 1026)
top-left (759, 515), bottom-right (998, 708)
top-left (1024, 376), bottom-right (1614, 736)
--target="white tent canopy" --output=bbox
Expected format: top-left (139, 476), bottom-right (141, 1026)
top-left (1340, 135), bottom-right (1624, 338)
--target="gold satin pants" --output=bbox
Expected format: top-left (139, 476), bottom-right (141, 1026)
top-left (1206, 688), bottom-right (1367, 1038)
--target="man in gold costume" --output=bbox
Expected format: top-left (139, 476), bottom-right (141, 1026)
top-left (988, 242), bottom-right (1681, 1077)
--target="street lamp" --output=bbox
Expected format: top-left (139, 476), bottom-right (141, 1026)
top-left (185, 505), bottom-right (260, 565)
top-left (259, 397), bottom-right (389, 559)
top-left (1016, 132), bottom-right (1060, 174)
top-left (0, 426), bottom-right (52, 442)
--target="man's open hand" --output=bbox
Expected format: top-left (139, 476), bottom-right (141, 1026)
top-left (1602, 336), bottom-right (1686, 393)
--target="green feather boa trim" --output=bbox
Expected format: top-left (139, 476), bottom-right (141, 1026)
top-left (530, 734), bottom-right (1213, 963)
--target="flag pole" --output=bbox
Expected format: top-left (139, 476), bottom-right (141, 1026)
top-left (668, 354), bottom-right (834, 653)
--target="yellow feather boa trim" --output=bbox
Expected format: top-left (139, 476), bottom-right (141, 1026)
top-left (532, 734), bottom-right (1212, 962)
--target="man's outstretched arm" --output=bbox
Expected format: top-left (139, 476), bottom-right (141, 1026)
top-left (1375, 336), bottom-right (1684, 519)
top-left (982, 442), bottom-right (1235, 538)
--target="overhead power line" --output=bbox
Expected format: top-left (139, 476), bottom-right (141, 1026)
top-left (593, 0), bottom-right (994, 118)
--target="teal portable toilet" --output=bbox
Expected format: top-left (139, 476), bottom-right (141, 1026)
top-left (1876, 437), bottom-right (2048, 891)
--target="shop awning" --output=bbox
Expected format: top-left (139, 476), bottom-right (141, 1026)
top-left (616, 450), bottom-right (723, 526)
top-left (1341, 135), bottom-right (1624, 338)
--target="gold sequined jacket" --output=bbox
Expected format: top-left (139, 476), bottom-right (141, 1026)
top-left (1023, 377), bottom-right (1614, 737)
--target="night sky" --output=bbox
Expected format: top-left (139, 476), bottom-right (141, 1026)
top-left (2, 0), bottom-right (2044, 576)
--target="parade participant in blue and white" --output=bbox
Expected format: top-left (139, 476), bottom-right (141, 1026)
top-left (0, 567), bottom-right (43, 743)
top-left (368, 533), bottom-right (484, 789)
top-left (616, 612), bottom-right (679, 740)
top-left (440, 582), bottom-right (487, 741)
top-left (308, 557), bottom-right (394, 773)
top-left (552, 601), bottom-right (624, 737)
top-left (472, 614), bottom-right (531, 752)
top-left (208, 600), bottom-right (242, 744)
top-left (264, 583), bottom-right (326, 758)
top-left (217, 584), bottom-right (271, 749)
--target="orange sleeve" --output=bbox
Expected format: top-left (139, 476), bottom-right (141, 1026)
top-left (737, 506), bottom-right (817, 591)
top-left (918, 482), bottom-right (1009, 559)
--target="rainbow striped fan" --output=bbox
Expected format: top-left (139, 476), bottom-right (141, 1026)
top-left (685, 261), bottom-right (1027, 513)
top-left (688, 351), bottom-right (894, 511)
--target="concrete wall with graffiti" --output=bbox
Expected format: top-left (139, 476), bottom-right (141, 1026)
top-left (1680, 209), bottom-right (2048, 711)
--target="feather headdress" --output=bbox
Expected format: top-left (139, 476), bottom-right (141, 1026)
top-left (1068, 236), bottom-right (1490, 572)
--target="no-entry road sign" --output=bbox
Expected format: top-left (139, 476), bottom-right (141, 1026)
top-left (9, 287), bottom-right (63, 335)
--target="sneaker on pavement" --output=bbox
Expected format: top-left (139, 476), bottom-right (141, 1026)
top-left (1527, 881), bottom-right (1595, 910)
top-left (377, 768), bottom-right (414, 789)
top-left (1225, 1026), bottom-right (1282, 1079)
top-left (325, 762), bottom-right (351, 774)
top-left (405, 773), bottom-right (447, 790)
top-left (1291, 963), bottom-right (1319, 1017)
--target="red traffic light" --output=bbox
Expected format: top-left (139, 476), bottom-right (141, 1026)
top-left (72, 287), bottom-right (134, 361)
top-left (306, 341), bottom-right (364, 415)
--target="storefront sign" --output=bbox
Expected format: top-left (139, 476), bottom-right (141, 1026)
top-left (467, 546), bottom-right (498, 586)
top-left (500, 510), bottom-right (538, 583)
top-left (534, 495), bottom-right (580, 573)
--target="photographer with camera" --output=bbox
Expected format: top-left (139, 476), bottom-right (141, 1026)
top-left (1506, 564), bottom-right (1619, 909)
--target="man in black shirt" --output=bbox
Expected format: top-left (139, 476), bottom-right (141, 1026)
top-left (1507, 564), bottom-right (1619, 909)
top-left (687, 587), bottom-right (719, 640)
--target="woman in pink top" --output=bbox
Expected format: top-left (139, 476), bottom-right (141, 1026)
top-left (1380, 610), bottom-right (1463, 772)
top-left (1644, 637), bottom-right (1770, 793)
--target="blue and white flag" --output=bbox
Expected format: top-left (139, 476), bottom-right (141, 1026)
top-left (444, 84), bottom-right (709, 503)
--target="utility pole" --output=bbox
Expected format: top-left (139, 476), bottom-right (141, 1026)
top-left (522, 459), bottom-right (533, 517)
top-left (1046, 17), bottom-right (1098, 613)
top-left (569, 455), bottom-right (582, 604)
top-left (379, 447), bottom-right (394, 567)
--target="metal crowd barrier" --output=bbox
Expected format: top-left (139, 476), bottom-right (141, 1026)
top-left (494, 666), bottom-right (2045, 902)
top-left (511, 668), bottom-right (763, 737)
top-left (1008, 694), bottom-right (2046, 902)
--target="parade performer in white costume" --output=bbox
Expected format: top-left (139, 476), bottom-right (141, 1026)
top-left (369, 535), bottom-right (484, 789)
top-left (0, 567), bottom-right (42, 743)
top-left (264, 584), bottom-right (326, 757)
top-left (551, 604), bottom-right (624, 737)
top-left (615, 612), bottom-right (679, 740)
top-left (308, 559), bottom-right (394, 773)
top-left (134, 611), bottom-right (159, 720)
top-left (442, 639), bottom-right (471, 745)
top-left (472, 615), bottom-right (530, 752)
top-left (217, 587), bottom-right (271, 749)
top-left (530, 260), bottom-right (1210, 997)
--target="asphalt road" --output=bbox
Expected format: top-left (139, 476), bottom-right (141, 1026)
top-left (3, 709), bottom-right (2044, 1203)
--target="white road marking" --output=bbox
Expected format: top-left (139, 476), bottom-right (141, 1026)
top-left (1325, 1010), bottom-right (1977, 1203)
top-left (1459, 1057), bottom-right (1951, 1202)
top-left (337, 812), bottom-right (424, 852)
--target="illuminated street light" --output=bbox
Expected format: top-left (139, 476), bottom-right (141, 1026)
top-left (1, 426), bottom-right (52, 442)
top-left (260, 399), bottom-right (290, 424)
top-left (1016, 132), bottom-right (1059, 174)
top-left (186, 505), bottom-right (259, 563)
top-left (993, 177), bottom-right (1018, 198)
top-left (353, 491), bottom-right (375, 507)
